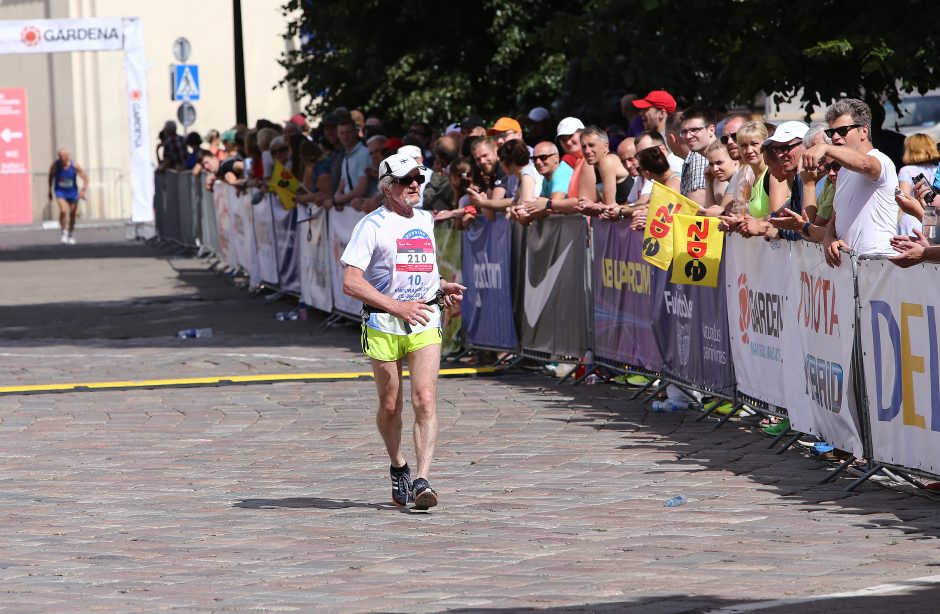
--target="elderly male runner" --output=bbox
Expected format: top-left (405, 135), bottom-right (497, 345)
top-left (341, 154), bottom-right (465, 510)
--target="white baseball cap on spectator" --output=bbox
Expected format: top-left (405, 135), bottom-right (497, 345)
top-left (556, 117), bottom-right (585, 137)
top-left (528, 107), bottom-right (551, 122)
top-left (445, 123), bottom-right (461, 135)
top-left (379, 154), bottom-right (426, 178)
top-left (763, 121), bottom-right (809, 147)
top-left (397, 145), bottom-right (422, 159)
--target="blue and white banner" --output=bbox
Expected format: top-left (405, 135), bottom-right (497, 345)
top-left (327, 207), bottom-right (365, 318)
top-left (271, 198), bottom-right (301, 294)
top-left (461, 216), bottom-right (517, 351)
top-left (859, 257), bottom-right (940, 473)
top-left (782, 242), bottom-right (863, 458)
top-left (299, 205), bottom-right (332, 313)
top-left (724, 235), bottom-right (790, 407)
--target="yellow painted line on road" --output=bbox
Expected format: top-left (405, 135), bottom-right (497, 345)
top-left (0, 366), bottom-right (500, 396)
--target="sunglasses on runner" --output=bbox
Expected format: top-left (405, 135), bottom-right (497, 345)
top-left (390, 173), bottom-right (425, 186)
top-left (824, 124), bottom-right (861, 139)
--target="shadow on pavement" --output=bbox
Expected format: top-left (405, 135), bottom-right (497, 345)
top-left (234, 497), bottom-right (394, 511)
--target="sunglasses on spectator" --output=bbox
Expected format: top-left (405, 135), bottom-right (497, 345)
top-left (825, 161), bottom-right (842, 172)
top-left (679, 126), bottom-right (707, 137)
top-left (390, 173), bottom-right (425, 186)
top-left (824, 124), bottom-right (861, 139)
top-left (531, 153), bottom-right (558, 162)
top-left (766, 140), bottom-right (802, 156)
top-left (721, 132), bottom-right (737, 144)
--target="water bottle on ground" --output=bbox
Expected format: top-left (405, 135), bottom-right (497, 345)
top-left (584, 374), bottom-right (601, 385)
top-left (665, 495), bottom-right (686, 508)
top-left (651, 400), bottom-right (688, 413)
top-left (176, 327), bottom-right (213, 339)
top-left (923, 204), bottom-right (937, 244)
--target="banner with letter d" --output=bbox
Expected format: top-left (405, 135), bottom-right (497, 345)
top-left (671, 214), bottom-right (724, 287)
top-left (642, 182), bottom-right (699, 271)
top-left (859, 258), bottom-right (940, 473)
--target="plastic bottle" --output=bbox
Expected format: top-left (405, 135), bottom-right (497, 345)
top-left (297, 304), bottom-right (309, 321)
top-left (176, 327), bottom-right (213, 339)
top-left (651, 400), bottom-right (688, 413)
top-left (923, 204), bottom-right (937, 244)
top-left (584, 374), bottom-right (601, 385)
top-left (664, 495), bottom-right (686, 508)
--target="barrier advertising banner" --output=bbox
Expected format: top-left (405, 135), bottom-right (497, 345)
top-left (252, 195), bottom-right (279, 287)
top-left (461, 216), bottom-right (517, 351)
top-left (782, 242), bottom-right (863, 458)
top-left (226, 185), bottom-right (259, 284)
top-left (435, 221), bottom-right (463, 355)
top-left (592, 221), bottom-right (662, 371)
top-left (213, 182), bottom-right (233, 268)
top-left (651, 255), bottom-right (734, 394)
top-left (519, 216), bottom-right (591, 358)
top-left (858, 257), bottom-right (940, 472)
top-left (298, 206), bottom-right (332, 313)
top-left (724, 235), bottom-right (790, 407)
top-left (271, 199), bottom-right (301, 294)
top-left (671, 214), bottom-right (724, 288)
top-left (642, 182), bottom-right (700, 271)
top-left (0, 88), bottom-right (31, 225)
top-left (328, 207), bottom-right (365, 318)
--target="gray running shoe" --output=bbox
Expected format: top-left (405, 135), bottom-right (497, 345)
top-left (411, 478), bottom-right (438, 510)
top-left (390, 463), bottom-right (412, 507)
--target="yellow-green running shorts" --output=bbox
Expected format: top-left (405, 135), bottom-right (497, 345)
top-left (361, 326), bottom-right (442, 362)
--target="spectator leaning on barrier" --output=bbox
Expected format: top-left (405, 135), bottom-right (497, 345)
top-left (522, 141), bottom-right (572, 222)
top-left (577, 126), bottom-right (633, 216)
top-left (803, 98), bottom-right (900, 266)
top-left (499, 139), bottom-right (543, 224)
top-left (333, 117), bottom-right (372, 209)
top-left (633, 130), bottom-right (686, 205)
top-left (519, 118), bottom-right (582, 218)
top-left (740, 121), bottom-right (808, 240)
top-left (678, 107), bottom-right (718, 206)
top-left (702, 139), bottom-right (740, 215)
top-left (197, 149), bottom-right (244, 191)
top-left (894, 133), bottom-right (939, 236)
top-left (466, 137), bottom-right (517, 214)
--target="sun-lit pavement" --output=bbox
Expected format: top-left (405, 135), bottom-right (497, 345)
top-left (2, 229), bottom-right (940, 613)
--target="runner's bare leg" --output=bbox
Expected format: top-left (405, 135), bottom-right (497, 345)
top-left (68, 202), bottom-right (78, 234)
top-left (408, 342), bottom-right (441, 479)
top-left (57, 198), bottom-right (69, 232)
top-left (372, 358), bottom-right (406, 467)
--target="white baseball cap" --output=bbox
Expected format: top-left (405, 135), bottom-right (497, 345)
top-left (445, 123), bottom-right (461, 135)
top-left (379, 154), bottom-right (425, 178)
top-left (763, 121), bottom-right (809, 147)
top-left (397, 145), bottom-right (422, 159)
top-left (528, 106), bottom-right (551, 122)
top-left (556, 116), bottom-right (585, 137)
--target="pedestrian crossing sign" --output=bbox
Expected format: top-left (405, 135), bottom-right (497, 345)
top-left (172, 64), bottom-right (200, 101)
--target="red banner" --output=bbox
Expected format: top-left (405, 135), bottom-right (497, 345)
top-left (0, 88), bottom-right (32, 225)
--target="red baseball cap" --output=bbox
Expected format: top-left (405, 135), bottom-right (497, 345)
top-left (632, 90), bottom-right (677, 114)
top-left (381, 137), bottom-right (406, 154)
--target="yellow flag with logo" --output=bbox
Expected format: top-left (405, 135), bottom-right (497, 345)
top-left (269, 160), bottom-right (301, 210)
top-left (641, 181), bottom-right (700, 271)
top-left (670, 214), bottom-right (724, 287)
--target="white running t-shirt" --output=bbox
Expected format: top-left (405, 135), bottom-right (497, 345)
top-left (341, 205), bottom-right (441, 335)
top-left (833, 148), bottom-right (899, 256)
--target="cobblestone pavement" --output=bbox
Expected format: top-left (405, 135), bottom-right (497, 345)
top-left (2, 230), bottom-right (940, 613)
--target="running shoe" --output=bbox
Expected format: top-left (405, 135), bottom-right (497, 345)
top-left (411, 478), bottom-right (438, 510)
top-left (390, 463), bottom-right (412, 507)
top-left (60, 233), bottom-right (69, 244)
top-left (67, 235), bottom-right (76, 245)
top-left (761, 419), bottom-right (793, 436)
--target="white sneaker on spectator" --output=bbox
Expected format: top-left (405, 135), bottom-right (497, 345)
top-left (67, 234), bottom-right (76, 245)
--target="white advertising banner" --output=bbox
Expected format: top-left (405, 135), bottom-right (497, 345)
top-left (782, 242), bottom-right (864, 458)
top-left (299, 206), bottom-right (333, 314)
top-left (212, 182), bottom-right (234, 268)
top-left (327, 207), bottom-right (365, 318)
top-left (0, 17), bottom-right (153, 222)
top-left (252, 194), bottom-right (279, 287)
top-left (724, 235), bottom-right (790, 408)
top-left (859, 258), bottom-right (940, 473)
top-left (226, 185), bottom-right (259, 285)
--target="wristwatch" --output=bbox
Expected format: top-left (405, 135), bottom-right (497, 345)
top-left (546, 199), bottom-right (553, 211)
top-left (802, 222), bottom-right (811, 235)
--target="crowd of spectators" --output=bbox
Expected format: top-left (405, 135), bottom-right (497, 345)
top-left (154, 90), bottom-right (940, 268)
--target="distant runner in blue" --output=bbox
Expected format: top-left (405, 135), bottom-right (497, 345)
top-left (47, 147), bottom-right (88, 245)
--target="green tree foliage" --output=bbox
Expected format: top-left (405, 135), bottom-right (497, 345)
top-left (552, 0), bottom-right (940, 115)
top-left (280, 0), bottom-right (940, 127)
top-left (280, 0), bottom-right (571, 130)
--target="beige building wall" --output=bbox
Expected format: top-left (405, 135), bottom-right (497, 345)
top-left (0, 0), bottom-right (301, 224)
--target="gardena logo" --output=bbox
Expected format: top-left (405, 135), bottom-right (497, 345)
top-left (20, 24), bottom-right (120, 47)
top-left (129, 89), bottom-right (142, 102)
top-left (21, 26), bottom-right (41, 47)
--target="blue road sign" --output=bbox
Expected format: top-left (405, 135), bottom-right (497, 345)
top-left (173, 64), bottom-right (200, 101)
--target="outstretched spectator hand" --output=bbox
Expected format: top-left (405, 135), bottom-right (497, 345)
top-left (768, 207), bottom-right (807, 232)
top-left (823, 235), bottom-right (848, 267)
top-left (576, 197), bottom-right (606, 216)
top-left (719, 214), bottom-right (743, 233)
top-left (890, 230), bottom-right (930, 268)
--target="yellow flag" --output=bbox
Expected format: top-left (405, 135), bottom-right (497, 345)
top-left (670, 214), bottom-right (724, 287)
top-left (268, 160), bottom-right (301, 210)
top-left (641, 181), bottom-right (700, 271)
